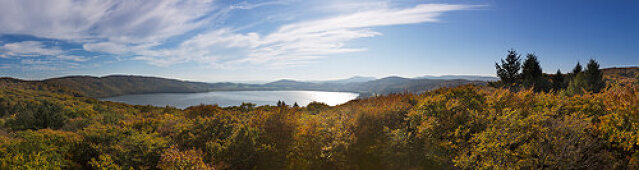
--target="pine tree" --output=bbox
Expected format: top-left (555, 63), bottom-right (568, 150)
top-left (521, 53), bottom-right (543, 91)
top-left (571, 62), bottom-right (582, 75)
top-left (552, 69), bottom-right (565, 91)
top-left (496, 49), bottom-right (521, 87)
top-left (277, 100), bottom-right (287, 107)
top-left (584, 59), bottom-right (604, 93)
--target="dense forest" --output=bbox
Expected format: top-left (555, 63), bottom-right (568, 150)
top-left (0, 52), bottom-right (638, 169)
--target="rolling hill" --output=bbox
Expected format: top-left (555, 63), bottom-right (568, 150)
top-left (44, 75), bottom-right (216, 98)
top-left (28, 75), bottom-right (487, 98)
top-left (4, 67), bottom-right (629, 98)
top-left (602, 67), bottom-right (639, 83)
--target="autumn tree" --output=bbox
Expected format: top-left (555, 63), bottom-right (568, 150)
top-left (157, 146), bottom-right (214, 169)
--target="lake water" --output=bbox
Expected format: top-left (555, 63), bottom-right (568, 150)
top-left (101, 91), bottom-right (359, 109)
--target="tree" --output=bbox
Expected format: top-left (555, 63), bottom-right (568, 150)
top-left (567, 59), bottom-right (605, 94)
top-left (306, 101), bottom-right (329, 114)
top-left (9, 101), bottom-right (68, 130)
top-left (276, 100), bottom-right (287, 107)
top-left (157, 146), bottom-right (213, 170)
top-left (584, 59), bottom-right (605, 93)
top-left (572, 62), bottom-right (583, 75)
top-left (240, 102), bottom-right (256, 112)
top-left (521, 53), bottom-right (544, 91)
top-left (567, 73), bottom-right (588, 95)
top-left (496, 49), bottom-right (521, 87)
top-left (552, 69), bottom-right (565, 91)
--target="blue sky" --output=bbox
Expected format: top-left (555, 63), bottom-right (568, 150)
top-left (0, 0), bottom-right (637, 82)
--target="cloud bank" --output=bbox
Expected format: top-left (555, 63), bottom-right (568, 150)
top-left (0, 0), bottom-right (472, 69)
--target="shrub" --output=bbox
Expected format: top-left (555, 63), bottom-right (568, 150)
top-left (8, 101), bottom-right (68, 130)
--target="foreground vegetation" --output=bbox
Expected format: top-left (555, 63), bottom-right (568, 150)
top-left (0, 72), bottom-right (638, 169)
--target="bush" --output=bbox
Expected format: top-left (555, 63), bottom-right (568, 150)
top-left (157, 146), bottom-right (213, 169)
top-left (0, 129), bottom-right (83, 169)
top-left (8, 101), bottom-right (68, 130)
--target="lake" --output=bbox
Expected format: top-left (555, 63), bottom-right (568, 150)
top-left (101, 91), bottom-right (359, 109)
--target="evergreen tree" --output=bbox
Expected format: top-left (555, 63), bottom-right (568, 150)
top-left (495, 49), bottom-right (521, 87)
top-left (567, 59), bottom-right (605, 94)
top-left (276, 100), bottom-right (287, 107)
top-left (9, 101), bottom-right (68, 130)
top-left (552, 69), bottom-right (565, 91)
top-left (584, 59), bottom-right (605, 93)
top-left (521, 53), bottom-right (543, 91)
top-left (571, 62), bottom-right (583, 75)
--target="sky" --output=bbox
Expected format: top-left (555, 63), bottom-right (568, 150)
top-left (0, 0), bottom-right (637, 82)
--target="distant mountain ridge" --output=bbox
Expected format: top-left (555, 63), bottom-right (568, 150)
top-left (44, 75), bottom-right (216, 98)
top-left (1, 74), bottom-right (511, 98)
top-left (22, 67), bottom-right (636, 99)
top-left (314, 76), bottom-right (377, 84)
top-left (40, 75), bottom-right (487, 98)
top-left (415, 75), bottom-right (499, 81)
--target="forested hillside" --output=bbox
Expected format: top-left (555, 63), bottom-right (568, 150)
top-left (602, 67), bottom-right (639, 83)
top-left (26, 75), bottom-right (486, 98)
top-left (0, 70), bottom-right (637, 169)
top-left (44, 75), bottom-right (217, 98)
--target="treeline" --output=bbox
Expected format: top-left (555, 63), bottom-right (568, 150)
top-left (494, 49), bottom-right (605, 94)
top-left (0, 73), bottom-right (638, 169)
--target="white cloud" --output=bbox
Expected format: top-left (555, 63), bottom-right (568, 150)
top-left (21, 59), bottom-right (51, 65)
top-left (0, 1), bottom-right (472, 68)
top-left (0, 64), bottom-right (11, 69)
top-left (56, 55), bottom-right (90, 62)
top-left (0, 0), bottom-right (218, 43)
top-left (133, 29), bottom-right (260, 67)
top-left (0, 41), bottom-right (62, 56)
top-left (230, 0), bottom-right (291, 10)
top-left (134, 4), bottom-right (472, 67)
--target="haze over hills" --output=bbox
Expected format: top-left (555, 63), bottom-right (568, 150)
top-left (311, 76), bottom-right (377, 84)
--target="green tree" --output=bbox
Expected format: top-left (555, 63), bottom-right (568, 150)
top-left (552, 69), bottom-right (565, 91)
top-left (9, 101), bottom-right (68, 130)
top-left (567, 73), bottom-right (586, 95)
top-left (521, 53), bottom-right (544, 91)
top-left (584, 59), bottom-right (605, 93)
top-left (496, 49), bottom-right (521, 87)
top-left (572, 62), bottom-right (583, 75)
top-left (567, 59), bottom-right (605, 94)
